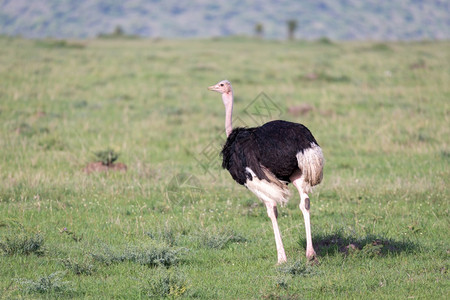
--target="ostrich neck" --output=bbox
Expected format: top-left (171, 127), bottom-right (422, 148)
top-left (222, 92), bottom-right (233, 137)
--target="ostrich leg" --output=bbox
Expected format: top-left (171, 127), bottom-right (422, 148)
top-left (264, 201), bottom-right (287, 264)
top-left (291, 176), bottom-right (317, 261)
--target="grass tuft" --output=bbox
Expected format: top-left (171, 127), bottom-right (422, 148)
top-left (274, 275), bottom-right (289, 289)
top-left (91, 242), bottom-right (187, 267)
top-left (142, 268), bottom-right (188, 298)
top-left (277, 260), bottom-right (316, 277)
top-left (146, 224), bottom-right (182, 247)
top-left (197, 227), bottom-right (248, 249)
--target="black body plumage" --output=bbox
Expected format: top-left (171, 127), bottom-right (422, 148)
top-left (221, 120), bottom-right (319, 185)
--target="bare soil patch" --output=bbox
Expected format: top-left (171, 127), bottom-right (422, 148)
top-left (84, 162), bottom-right (127, 174)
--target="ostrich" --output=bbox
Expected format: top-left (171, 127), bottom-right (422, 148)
top-left (208, 80), bottom-right (324, 264)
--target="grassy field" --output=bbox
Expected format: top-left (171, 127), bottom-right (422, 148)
top-left (0, 36), bottom-right (448, 299)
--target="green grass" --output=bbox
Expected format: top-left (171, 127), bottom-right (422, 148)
top-left (0, 36), bottom-right (449, 299)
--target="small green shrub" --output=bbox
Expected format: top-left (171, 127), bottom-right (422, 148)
top-left (122, 244), bottom-right (186, 267)
top-left (0, 233), bottom-right (44, 256)
top-left (370, 43), bottom-right (392, 51)
top-left (62, 257), bottom-right (96, 275)
top-left (277, 260), bottom-right (315, 277)
top-left (35, 39), bottom-right (85, 49)
top-left (16, 271), bottom-right (72, 294)
top-left (91, 242), bottom-right (187, 268)
top-left (316, 37), bottom-right (333, 45)
top-left (90, 243), bottom-right (119, 265)
top-left (94, 149), bottom-right (119, 166)
top-left (143, 269), bottom-right (188, 298)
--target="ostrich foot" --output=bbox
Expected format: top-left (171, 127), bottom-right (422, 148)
top-left (306, 250), bottom-right (319, 265)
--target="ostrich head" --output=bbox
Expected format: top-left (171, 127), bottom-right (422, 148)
top-left (208, 80), bottom-right (234, 137)
top-left (208, 80), bottom-right (232, 94)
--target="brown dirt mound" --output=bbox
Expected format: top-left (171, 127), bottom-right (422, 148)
top-left (84, 162), bottom-right (127, 174)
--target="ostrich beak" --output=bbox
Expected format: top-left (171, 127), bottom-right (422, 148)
top-left (207, 84), bottom-right (217, 91)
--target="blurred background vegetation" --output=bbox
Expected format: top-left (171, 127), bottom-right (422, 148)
top-left (0, 0), bottom-right (448, 40)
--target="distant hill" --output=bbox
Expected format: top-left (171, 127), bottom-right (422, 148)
top-left (0, 0), bottom-right (449, 40)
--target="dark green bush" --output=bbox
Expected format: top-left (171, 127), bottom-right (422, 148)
top-left (94, 149), bottom-right (119, 166)
top-left (0, 233), bottom-right (44, 256)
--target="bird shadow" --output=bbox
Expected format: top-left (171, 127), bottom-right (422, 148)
top-left (299, 230), bottom-right (418, 258)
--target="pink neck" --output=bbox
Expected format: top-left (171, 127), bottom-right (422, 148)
top-left (222, 91), bottom-right (233, 137)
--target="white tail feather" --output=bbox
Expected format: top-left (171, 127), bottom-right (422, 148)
top-left (296, 143), bottom-right (324, 193)
top-left (244, 167), bottom-right (291, 206)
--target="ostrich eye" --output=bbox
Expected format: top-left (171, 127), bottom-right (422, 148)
top-left (220, 83), bottom-right (224, 86)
